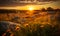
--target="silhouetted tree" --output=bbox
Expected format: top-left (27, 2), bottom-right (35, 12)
top-left (41, 8), bottom-right (46, 12)
top-left (47, 7), bottom-right (54, 11)
top-left (55, 8), bottom-right (60, 12)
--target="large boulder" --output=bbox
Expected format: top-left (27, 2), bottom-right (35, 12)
top-left (0, 21), bottom-right (21, 36)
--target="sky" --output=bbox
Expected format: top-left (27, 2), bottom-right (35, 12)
top-left (0, 0), bottom-right (60, 10)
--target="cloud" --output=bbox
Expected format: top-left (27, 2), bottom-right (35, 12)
top-left (0, 0), bottom-right (60, 6)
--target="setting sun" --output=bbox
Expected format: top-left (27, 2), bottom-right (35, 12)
top-left (26, 5), bottom-right (36, 11)
top-left (28, 7), bottom-right (34, 11)
top-left (26, 6), bottom-right (35, 15)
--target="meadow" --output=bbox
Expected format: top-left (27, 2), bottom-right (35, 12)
top-left (0, 7), bottom-right (60, 36)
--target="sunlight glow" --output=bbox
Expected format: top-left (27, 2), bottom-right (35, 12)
top-left (27, 6), bottom-right (35, 11)
top-left (28, 7), bottom-right (34, 11)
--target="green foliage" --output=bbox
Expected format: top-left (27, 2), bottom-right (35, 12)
top-left (10, 24), bottom-right (59, 36)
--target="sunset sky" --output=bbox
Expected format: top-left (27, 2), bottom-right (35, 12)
top-left (0, 0), bottom-right (60, 10)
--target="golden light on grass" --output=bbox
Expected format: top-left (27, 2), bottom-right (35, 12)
top-left (15, 25), bottom-right (20, 31)
top-left (24, 24), bottom-right (29, 27)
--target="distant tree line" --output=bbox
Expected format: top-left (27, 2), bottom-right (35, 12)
top-left (0, 7), bottom-right (60, 13)
top-left (41, 7), bottom-right (60, 12)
